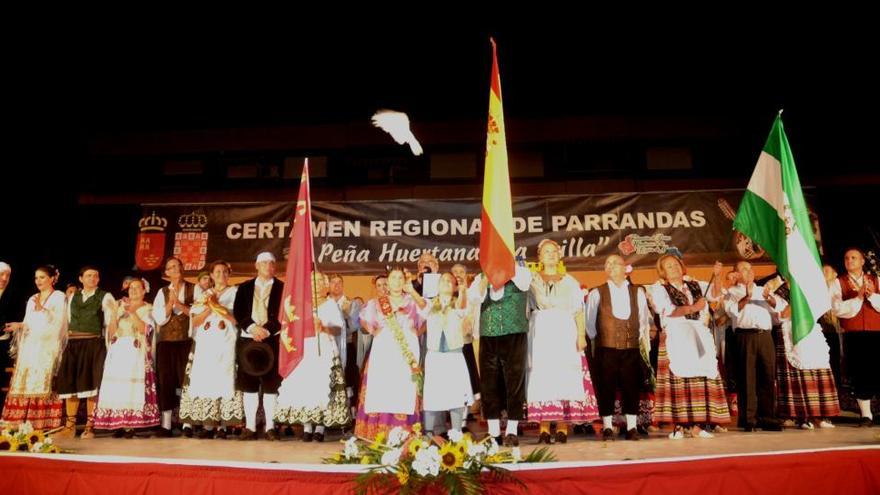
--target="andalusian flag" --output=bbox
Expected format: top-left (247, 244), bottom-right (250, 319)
top-left (480, 38), bottom-right (516, 290)
top-left (734, 115), bottom-right (830, 343)
top-left (278, 159), bottom-right (317, 377)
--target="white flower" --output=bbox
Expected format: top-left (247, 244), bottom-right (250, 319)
top-left (511, 447), bottom-right (522, 463)
top-left (448, 429), bottom-right (464, 443)
top-left (413, 445), bottom-right (441, 477)
top-left (487, 439), bottom-right (499, 456)
top-left (387, 427), bottom-right (408, 447)
top-left (31, 442), bottom-right (43, 452)
top-left (43, 437), bottom-right (53, 445)
top-left (343, 437), bottom-right (359, 459)
top-left (19, 422), bottom-right (34, 435)
top-left (467, 443), bottom-right (487, 458)
top-left (381, 448), bottom-right (403, 466)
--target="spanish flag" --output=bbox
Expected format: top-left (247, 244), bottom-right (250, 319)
top-left (480, 38), bottom-right (516, 290)
top-left (278, 159), bottom-right (316, 378)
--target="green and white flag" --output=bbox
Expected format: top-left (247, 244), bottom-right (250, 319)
top-left (734, 115), bottom-right (830, 344)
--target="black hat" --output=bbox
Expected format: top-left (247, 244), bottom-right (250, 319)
top-left (238, 340), bottom-right (275, 377)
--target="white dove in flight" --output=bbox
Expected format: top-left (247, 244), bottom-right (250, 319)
top-left (371, 109), bottom-right (424, 156)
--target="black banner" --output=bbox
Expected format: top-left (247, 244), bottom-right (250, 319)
top-left (135, 190), bottom-right (822, 274)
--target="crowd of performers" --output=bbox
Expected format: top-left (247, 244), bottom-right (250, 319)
top-left (0, 244), bottom-right (877, 446)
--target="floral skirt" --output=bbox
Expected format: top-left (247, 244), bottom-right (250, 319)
top-left (1, 395), bottom-right (62, 430)
top-left (354, 358), bottom-right (422, 440)
top-left (528, 356), bottom-right (600, 423)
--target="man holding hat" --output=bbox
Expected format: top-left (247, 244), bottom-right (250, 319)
top-left (233, 252), bottom-right (285, 440)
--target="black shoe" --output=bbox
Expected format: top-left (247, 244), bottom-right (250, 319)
top-left (113, 429), bottom-right (125, 438)
top-left (758, 420), bottom-right (783, 432)
top-left (538, 432), bottom-right (552, 444)
top-left (503, 434), bottom-right (519, 447)
top-left (602, 428), bottom-right (614, 441)
top-left (153, 427), bottom-right (173, 438)
top-left (183, 427), bottom-right (194, 438)
top-left (555, 431), bottom-right (568, 444)
top-left (572, 424), bottom-right (585, 435)
top-left (743, 423), bottom-right (757, 432)
top-left (215, 429), bottom-right (227, 439)
top-left (124, 429), bottom-right (135, 439)
top-left (265, 429), bottom-right (280, 441)
top-left (625, 428), bottom-right (640, 441)
top-left (303, 432), bottom-right (314, 442)
top-left (859, 417), bottom-right (874, 427)
top-left (239, 428), bottom-right (257, 440)
top-left (314, 432), bottom-right (325, 442)
top-left (197, 428), bottom-right (214, 439)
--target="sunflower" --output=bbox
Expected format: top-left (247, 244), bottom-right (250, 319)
top-left (438, 443), bottom-right (464, 472)
top-left (0, 436), bottom-right (12, 451)
top-left (408, 437), bottom-right (425, 456)
top-left (28, 430), bottom-right (45, 446)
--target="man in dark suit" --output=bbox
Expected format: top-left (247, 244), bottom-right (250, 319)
top-left (0, 262), bottom-right (24, 408)
top-left (233, 252), bottom-right (285, 440)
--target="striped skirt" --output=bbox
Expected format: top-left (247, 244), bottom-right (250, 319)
top-left (653, 335), bottom-right (731, 425)
top-left (775, 335), bottom-right (840, 420)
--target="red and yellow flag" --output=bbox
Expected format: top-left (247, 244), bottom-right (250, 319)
top-left (278, 159), bottom-right (316, 378)
top-left (480, 38), bottom-right (516, 290)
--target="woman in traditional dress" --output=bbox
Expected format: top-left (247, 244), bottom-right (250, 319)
top-left (420, 272), bottom-right (473, 436)
top-left (527, 239), bottom-right (599, 444)
top-left (178, 260), bottom-right (244, 438)
top-left (93, 278), bottom-right (161, 437)
top-left (650, 255), bottom-right (730, 439)
top-left (354, 267), bottom-right (426, 440)
top-left (1, 265), bottom-right (66, 429)
top-left (772, 278), bottom-right (840, 429)
top-left (274, 272), bottom-right (350, 442)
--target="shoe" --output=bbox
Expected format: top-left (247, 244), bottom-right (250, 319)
top-left (743, 423), bottom-right (757, 432)
top-left (153, 427), bottom-right (173, 438)
top-left (602, 428), bottom-right (614, 441)
top-left (303, 432), bottom-right (314, 442)
top-left (503, 434), bottom-right (519, 447)
top-left (572, 424), bottom-right (586, 435)
top-left (215, 429), bottom-right (227, 439)
top-left (555, 431), bottom-right (568, 444)
top-left (818, 420), bottom-right (835, 429)
top-left (538, 432), bottom-right (552, 445)
top-left (647, 424), bottom-right (660, 433)
top-left (695, 429), bottom-right (714, 439)
top-left (56, 426), bottom-right (76, 439)
top-left (80, 427), bottom-right (95, 440)
top-left (799, 422), bottom-right (815, 430)
top-left (238, 428), bottom-right (257, 441)
top-left (668, 426), bottom-right (685, 440)
top-left (625, 428), bottom-right (640, 441)
top-left (757, 420), bottom-right (783, 432)
top-left (859, 417), bottom-right (874, 428)
top-left (265, 429), bottom-right (280, 441)
top-left (113, 429), bottom-right (125, 438)
top-left (197, 429), bottom-right (214, 439)
top-left (314, 432), bottom-right (325, 443)
top-left (124, 429), bottom-right (135, 439)
top-left (713, 425), bottom-right (728, 433)
top-left (183, 427), bottom-right (193, 438)
top-left (782, 419), bottom-right (796, 427)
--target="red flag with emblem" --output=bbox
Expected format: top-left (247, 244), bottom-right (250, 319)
top-left (277, 159), bottom-right (316, 378)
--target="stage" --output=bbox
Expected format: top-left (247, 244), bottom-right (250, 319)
top-left (2, 424), bottom-right (879, 494)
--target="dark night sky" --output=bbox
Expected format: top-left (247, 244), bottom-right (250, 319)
top-left (0, 20), bottom-right (877, 296)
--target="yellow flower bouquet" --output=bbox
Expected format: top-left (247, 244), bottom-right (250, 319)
top-left (325, 424), bottom-right (555, 494)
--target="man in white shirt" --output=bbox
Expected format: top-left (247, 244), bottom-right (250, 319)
top-left (467, 262), bottom-right (531, 446)
top-left (586, 255), bottom-right (651, 441)
top-left (233, 252), bottom-right (285, 440)
top-left (328, 273), bottom-right (362, 420)
top-left (724, 261), bottom-right (786, 432)
top-left (830, 248), bottom-right (880, 426)
top-left (58, 266), bottom-right (116, 439)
